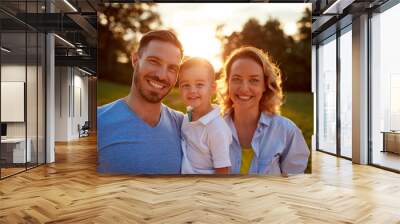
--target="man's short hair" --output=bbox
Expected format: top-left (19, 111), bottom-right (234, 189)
top-left (179, 57), bottom-right (216, 81)
top-left (137, 30), bottom-right (184, 58)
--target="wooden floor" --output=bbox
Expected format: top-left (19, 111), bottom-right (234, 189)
top-left (1, 135), bottom-right (400, 223)
top-left (1, 167), bottom-right (26, 177)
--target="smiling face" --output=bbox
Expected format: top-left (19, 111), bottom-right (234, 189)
top-left (228, 57), bottom-right (265, 111)
top-left (132, 40), bottom-right (182, 103)
top-left (178, 65), bottom-right (215, 112)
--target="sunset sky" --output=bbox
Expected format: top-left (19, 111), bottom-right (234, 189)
top-left (155, 3), bottom-right (310, 70)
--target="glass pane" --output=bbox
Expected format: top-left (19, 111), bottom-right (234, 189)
top-left (318, 37), bottom-right (337, 154)
top-left (27, 31), bottom-right (38, 169)
top-left (1, 30), bottom-right (27, 177)
top-left (38, 32), bottom-right (45, 165)
top-left (340, 29), bottom-right (352, 158)
top-left (371, 3), bottom-right (400, 171)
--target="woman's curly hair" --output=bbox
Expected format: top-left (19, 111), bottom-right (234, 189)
top-left (217, 46), bottom-right (283, 115)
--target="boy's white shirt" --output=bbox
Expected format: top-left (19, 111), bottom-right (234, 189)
top-left (181, 105), bottom-right (232, 174)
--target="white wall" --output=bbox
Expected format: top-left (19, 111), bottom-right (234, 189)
top-left (1, 65), bottom-right (29, 138)
top-left (72, 72), bottom-right (89, 138)
top-left (1, 81), bottom-right (24, 122)
top-left (55, 66), bottom-right (69, 141)
top-left (1, 65), bottom-right (26, 81)
top-left (54, 67), bottom-right (89, 141)
top-left (1, 65), bottom-right (26, 141)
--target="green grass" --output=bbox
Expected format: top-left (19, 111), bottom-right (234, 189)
top-left (98, 80), bottom-right (313, 172)
top-left (281, 92), bottom-right (313, 148)
top-left (97, 80), bottom-right (131, 106)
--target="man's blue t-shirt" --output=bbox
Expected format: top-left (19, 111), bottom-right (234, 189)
top-left (97, 99), bottom-right (184, 174)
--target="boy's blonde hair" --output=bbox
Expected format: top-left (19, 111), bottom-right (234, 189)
top-left (178, 57), bottom-right (215, 82)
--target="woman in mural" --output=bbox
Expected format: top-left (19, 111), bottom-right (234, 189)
top-left (218, 46), bottom-right (310, 175)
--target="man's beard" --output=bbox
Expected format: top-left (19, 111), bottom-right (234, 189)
top-left (133, 65), bottom-right (172, 103)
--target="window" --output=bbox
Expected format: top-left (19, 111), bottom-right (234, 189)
top-left (317, 35), bottom-right (337, 154)
top-left (370, 2), bottom-right (400, 171)
top-left (339, 28), bottom-right (352, 158)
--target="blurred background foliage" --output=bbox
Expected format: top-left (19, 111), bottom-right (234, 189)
top-left (99, 4), bottom-right (311, 92)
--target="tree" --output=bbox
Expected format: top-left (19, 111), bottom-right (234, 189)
top-left (216, 24), bottom-right (242, 61)
top-left (218, 9), bottom-right (312, 92)
top-left (290, 8), bottom-right (312, 91)
top-left (297, 8), bottom-right (312, 44)
top-left (241, 18), bottom-right (265, 49)
top-left (98, 3), bottom-right (162, 84)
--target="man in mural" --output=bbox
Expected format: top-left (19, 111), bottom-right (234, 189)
top-left (97, 30), bottom-right (184, 174)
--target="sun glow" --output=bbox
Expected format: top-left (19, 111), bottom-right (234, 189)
top-left (178, 27), bottom-right (223, 71)
top-left (283, 22), bottom-right (298, 36)
top-left (155, 3), bottom-right (310, 72)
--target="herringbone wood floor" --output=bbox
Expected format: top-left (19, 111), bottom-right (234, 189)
top-left (1, 135), bottom-right (399, 224)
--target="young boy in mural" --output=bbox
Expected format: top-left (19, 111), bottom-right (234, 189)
top-left (178, 57), bottom-right (232, 174)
